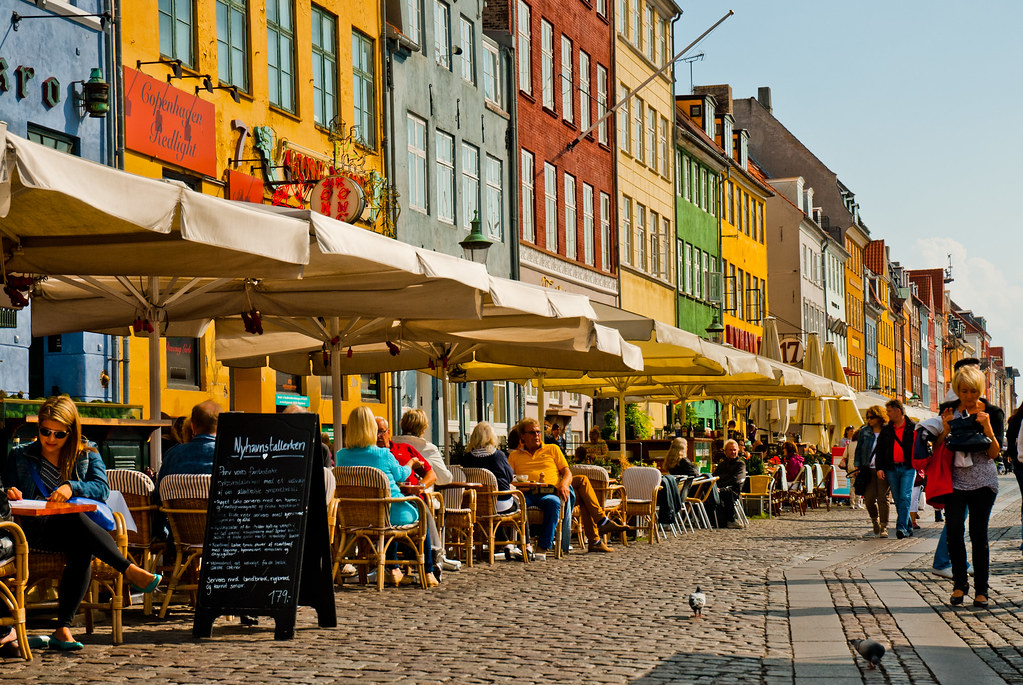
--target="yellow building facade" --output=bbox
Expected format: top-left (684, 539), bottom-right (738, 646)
top-left (120, 1), bottom-right (389, 427)
top-left (844, 226), bottom-right (868, 391)
top-left (614, 0), bottom-right (679, 326)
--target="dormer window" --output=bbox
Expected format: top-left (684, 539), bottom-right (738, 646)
top-left (722, 115), bottom-right (733, 158)
top-left (703, 98), bottom-right (715, 138)
top-left (737, 130), bottom-right (748, 169)
top-left (689, 104), bottom-right (701, 118)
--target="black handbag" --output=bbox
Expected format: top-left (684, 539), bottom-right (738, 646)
top-left (852, 468), bottom-right (872, 496)
top-left (944, 415), bottom-right (991, 452)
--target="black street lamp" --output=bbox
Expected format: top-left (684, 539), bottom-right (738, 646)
top-left (705, 313), bottom-right (725, 345)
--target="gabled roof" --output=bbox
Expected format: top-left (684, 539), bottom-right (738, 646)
top-left (864, 240), bottom-right (886, 275)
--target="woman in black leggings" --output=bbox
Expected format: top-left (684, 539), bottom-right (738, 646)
top-left (3, 396), bottom-right (161, 650)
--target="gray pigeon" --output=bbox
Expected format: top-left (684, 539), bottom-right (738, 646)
top-left (852, 639), bottom-right (885, 669)
top-left (688, 586), bottom-right (706, 617)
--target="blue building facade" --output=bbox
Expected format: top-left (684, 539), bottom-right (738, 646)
top-left (0, 1), bottom-right (116, 400)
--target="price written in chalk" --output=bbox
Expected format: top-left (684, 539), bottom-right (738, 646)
top-left (268, 589), bottom-right (290, 605)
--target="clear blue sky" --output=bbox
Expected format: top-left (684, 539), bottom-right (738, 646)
top-left (674, 1), bottom-right (1023, 374)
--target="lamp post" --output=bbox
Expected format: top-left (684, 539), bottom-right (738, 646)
top-left (459, 211), bottom-right (494, 264)
top-left (705, 313), bottom-right (725, 345)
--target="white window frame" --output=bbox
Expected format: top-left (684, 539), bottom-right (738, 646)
top-left (541, 20), bottom-right (554, 109)
top-left (636, 203), bottom-right (646, 270)
top-left (676, 239), bottom-right (684, 291)
top-left (649, 210), bottom-right (660, 275)
top-left (461, 142), bottom-right (480, 230)
top-left (407, 113), bottom-right (427, 213)
top-left (521, 149), bottom-right (535, 242)
top-left (483, 39), bottom-right (501, 106)
top-left (517, 1), bottom-right (531, 94)
top-left (436, 130), bottom-right (455, 223)
top-left (644, 5), bottom-right (654, 61)
top-left (485, 155), bottom-right (502, 240)
top-left (583, 183), bottom-right (594, 266)
top-left (564, 173), bottom-right (577, 259)
top-left (435, 1), bottom-right (451, 69)
top-left (600, 192), bottom-right (611, 271)
top-left (684, 242), bottom-right (692, 294)
top-left (618, 84), bottom-right (630, 154)
top-left (659, 116), bottom-right (669, 177)
top-left (633, 97), bottom-right (644, 163)
top-left (621, 195), bottom-right (632, 266)
top-left (596, 65), bottom-right (608, 144)
top-left (578, 50), bottom-right (590, 131)
top-left (460, 16), bottom-right (475, 84)
top-left (544, 163), bottom-right (558, 251)
top-left (646, 106), bottom-right (657, 170)
top-left (560, 35), bottom-right (573, 122)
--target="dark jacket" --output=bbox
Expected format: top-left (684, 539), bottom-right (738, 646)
top-left (853, 424), bottom-right (880, 469)
top-left (3, 439), bottom-right (109, 502)
top-left (668, 458), bottom-right (698, 477)
top-left (713, 457), bottom-right (746, 491)
top-left (938, 397), bottom-right (1005, 449)
top-left (456, 448), bottom-right (514, 502)
top-left (874, 418), bottom-right (917, 471)
top-left (1004, 410), bottom-right (1022, 460)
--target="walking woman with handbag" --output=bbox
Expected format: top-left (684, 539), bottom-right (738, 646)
top-left (939, 365), bottom-right (1004, 608)
top-left (853, 405), bottom-right (890, 538)
top-left (3, 396), bottom-right (161, 650)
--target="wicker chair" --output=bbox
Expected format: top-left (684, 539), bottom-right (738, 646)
top-left (26, 512), bottom-right (129, 644)
top-left (107, 468), bottom-right (161, 615)
top-left (570, 465), bottom-right (625, 546)
top-left (0, 521), bottom-right (31, 659)
top-left (621, 466), bottom-right (663, 544)
top-left (435, 465), bottom-right (476, 568)
top-left (813, 464), bottom-right (832, 511)
top-left (332, 466), bottom-right (429, 591)
top-left (461, 468), bottom-right (529, 564)
top-left (158, 474), bottom-right (211, 618)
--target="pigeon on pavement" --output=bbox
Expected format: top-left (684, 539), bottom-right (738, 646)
top-left (689, 586), bottom-right (706, 618)
top-left (852, 639), bottom-right (885, 669)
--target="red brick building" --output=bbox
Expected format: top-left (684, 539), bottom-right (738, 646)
top-left (509, 0), bottom-right (618, 305)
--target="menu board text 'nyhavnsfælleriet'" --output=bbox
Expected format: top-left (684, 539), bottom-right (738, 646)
top-left (194, 413), bottom-right (335, 640)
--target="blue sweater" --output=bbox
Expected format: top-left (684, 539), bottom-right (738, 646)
top-left (335, 445), bottom-right (417, 525)
top-left (4, 439), bottom-right (109, 502)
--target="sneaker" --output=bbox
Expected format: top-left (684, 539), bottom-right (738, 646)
top-left (440, 557), bottom-right (462, 572)
top-left (726, 521), bottom-right (744, 529)
top-left (533, 549), bottom-right (549, 562)
top-left (426, 573), bottom-right (440, 589)
top-left (896, 530), bottom-right (905, 540)
top-left (879, 529), bottom-right (889, 539)
top-left (931, 567), bottom-right (953, 578)
top-left (588, 541), bottom-right (614, 553)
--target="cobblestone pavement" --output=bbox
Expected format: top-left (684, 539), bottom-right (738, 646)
top-left (3, 478), bottom-right (1021, 684)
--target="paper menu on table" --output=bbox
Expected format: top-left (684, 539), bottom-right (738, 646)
top-left (10, 499), bottom-right (49, 509)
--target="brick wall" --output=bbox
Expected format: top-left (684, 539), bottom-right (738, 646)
top-left (516, 0), bottom-right (617, 277)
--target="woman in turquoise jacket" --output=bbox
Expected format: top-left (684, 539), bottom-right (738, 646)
top-left (335, 406), bottom-right (436, 586)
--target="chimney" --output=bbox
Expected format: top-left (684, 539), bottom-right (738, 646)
top-left (757, 87), bottom-right (772, 113)
top-left (692, 84), bottom-right (732, 114)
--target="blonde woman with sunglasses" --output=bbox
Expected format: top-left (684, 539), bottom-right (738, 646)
top-left (3, 396), bottom-right (161, 651)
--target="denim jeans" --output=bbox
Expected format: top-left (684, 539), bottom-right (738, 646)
top-left (946, 487), bottom-right (996, 595)
top-left (934, 507), bottom-right (970, 570)
top-left (524, 492), bottom-right (562, 551)
top-left (885, 462), bottom-right (916, 535)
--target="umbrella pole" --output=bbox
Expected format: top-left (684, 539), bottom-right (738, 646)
top-left (537, 375), bottom-right (546, 426)
top-left (618, 391), bottom-right (627, 462)
top-left (442, 374), bottom-right (450, 461)
top-left (331, 318), bottom-right (343, 447)
top-left (147, 279), bottom-right (162, 472)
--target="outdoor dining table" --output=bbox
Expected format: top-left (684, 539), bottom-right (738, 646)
top-left (9, 500), bottom-right (97, 517)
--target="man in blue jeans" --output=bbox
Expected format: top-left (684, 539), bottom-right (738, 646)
top-left (875, 399), bottom-right (917, 539)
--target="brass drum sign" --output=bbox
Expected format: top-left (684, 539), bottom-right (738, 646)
top-left (312, 176), bottom-right (366, 223)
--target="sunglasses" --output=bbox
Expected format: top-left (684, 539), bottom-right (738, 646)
top-left (39, 427), bottom-right (69, 439)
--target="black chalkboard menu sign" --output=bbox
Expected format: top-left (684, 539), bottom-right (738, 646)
top-left (194, 412), bottom-right (336, 640)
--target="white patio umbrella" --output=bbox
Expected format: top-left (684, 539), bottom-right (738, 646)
top-left (750, 317), bottom-right (790, 441)
top-left (822, 341), bottom-right (863, 446)
top-left (795, 333), bottom-right (831, 451)
top-left (0, 126), bottom-right (314, 468)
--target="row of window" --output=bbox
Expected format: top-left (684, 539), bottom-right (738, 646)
top-left (676, 151), bottom-right (717, 216)
top-left (677, 241), bottom-right (717, 303)
top-left (724, 181), bottom-right (765, 244)
top-left (616, 0), bottom-right (672, 66)
top-left (406, 114), bottom-right (503, 240)
top-left (619, 196), bottom-right (670, 279)
top-left (517, 2), bottom-right (610, 144)
top-left (446, 380), bottom-right (510, 427)
top-left (617, 87), bottom-right (670, 178)
top-left (521, 151), bottom-right (612, 270)
top-left (802, 299), bottom-right (826, 342)
top-left (405, 1), bottom-right (504, 109)
top-left (160, 2), bottom-right (375, 142)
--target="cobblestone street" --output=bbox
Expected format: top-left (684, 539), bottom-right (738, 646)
top-left (4, 477), bottom-right (1022, 684)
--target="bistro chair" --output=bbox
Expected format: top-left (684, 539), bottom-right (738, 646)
top-left (803, 466), bottom-right (818, 510)
top-left (686, 476), bottom-right (718, 529)
top-left (673, 476), bottom-right (697, 533)
top-left (741, 475), bottom-right (773, 519)
top-left (158, 474), bottom-right (211, 618)
top-left (461, 467), bottom-right (529, 564)
top-left (813, 463), bottom-right (832, 511)
top-left (621, 466), bottom-right (663, 544)
top-left (770, 467), bottom-right (789, 517)
top-left (435, 465), bottom-right (477, 568)
top-left (787, 466), bottom-right (808, 516)
top-left (0, 521), bottom-right (31, 660)
top-left (332, 466), bottom-right (429, 590)
top-left (107, 468), bottom-right (162, 615)
top-left (26, 512), bottom-right (129, 644)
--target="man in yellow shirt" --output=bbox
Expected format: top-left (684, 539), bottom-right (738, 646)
top-left (508, 418), bottom-right (626, 558)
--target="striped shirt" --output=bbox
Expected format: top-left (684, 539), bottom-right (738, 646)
top-left (36, 456), bottom-right (64, 496)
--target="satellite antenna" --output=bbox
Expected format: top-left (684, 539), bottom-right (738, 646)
top-left (943, 254), bottom-right (954, 283)
top-left (681, 52), bottom-right (705, 94)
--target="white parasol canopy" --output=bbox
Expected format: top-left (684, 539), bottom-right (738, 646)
top-left (795, 333), bottom-right (832, 452)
